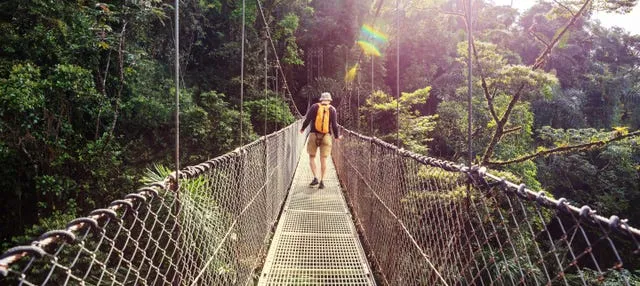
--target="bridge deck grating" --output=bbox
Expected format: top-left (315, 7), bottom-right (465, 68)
top-left (258, 143), bottom-right (375, 285)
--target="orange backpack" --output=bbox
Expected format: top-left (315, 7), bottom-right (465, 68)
top-left (314, 104), bottom-right (331, 134)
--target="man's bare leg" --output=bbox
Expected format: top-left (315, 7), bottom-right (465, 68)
top-left (320, 156), bottom-right (328, 181)
top-left (309, 154), bottom-right (318, 178)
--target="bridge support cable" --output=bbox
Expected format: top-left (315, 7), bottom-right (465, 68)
top-left (466, 0), bottom-right (473, 168)
top-left (174, 0), bottom-right (180, 188)
top-left (240, 0), bottom-right (246, 145)
top-left (333, 127), bottom-right (640, 286)
top-left (264, 39), bottom-right (269, 135)
top-left (255, 0), bottom-right (301, 118)
top-left (395, 0), bottom-right (401, 148)
top-left (370, 55), bottom-right (374, 136)
top-left (357, 67), bottom-right (361, 132)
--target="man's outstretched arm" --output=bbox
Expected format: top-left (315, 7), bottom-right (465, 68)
top-left (330, 106), bottom-right (341, 139)
top-left (300, 104), bottom-right (317, 133)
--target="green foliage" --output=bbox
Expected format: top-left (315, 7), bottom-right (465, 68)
top-left (182, 90), bottom-right (257, 164)
top-left (142, 164), bottom-right (173, 185)
top-left (0, 0), bottom-right (308, 248)
top-left (362, 87), bottom-right (437, 154)
top-left (0, 64), bottom-right (44, 115)
top-left (277, 14), bottom-right (304, 66)
top-left (591, 0), bottom-right (639, 13)
top-left (456, 41), bottom-right (559, 102)
top-left (245, 95), bottom-right (295, 135)
top-left (199, 0), bottom-right (222, 11)
top-left (437, 40), bottom-right (553, 186)
top-left (298, 77), bottom-right (343, 107)
top-left (433, 100), bottom-right (470, 158)
top-left (141, 163), bottom-right (238, 280)
top-left (536, 127), bottom-right (640, 222)
top-left (532, 88), bottom-right (588, 129)
top-left (2, 210), bottom-right (78, 249)
top-left (568, 268), bottom-right (640, 285)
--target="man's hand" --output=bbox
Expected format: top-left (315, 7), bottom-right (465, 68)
top-left (335, 135), bottom-right (343, 140)
top-left (299, 130), bottom-right (304, 134)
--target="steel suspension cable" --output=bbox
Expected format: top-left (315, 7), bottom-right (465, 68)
top-left (264, 39), bottom-right (268, 135)
top-left (352, 0), bottom-right (386, 68)
top-left (256, 0), bottom-right (302, 117)
top-left (467, 0), bottom-right (473, 168)
top-left (396, 0), bottom-right (401, 147)
top-left (370, 55), bottom-right (374, 136)
top-left (240, 0), bottom-right (246, 145)
top-left (357, 68), bottom-right (360, 132)
top-left (348, 0), bottom-right (387, 136)
top-left (174, 0), bottom-right (180, 187)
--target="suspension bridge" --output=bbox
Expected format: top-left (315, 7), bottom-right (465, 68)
top-left (2, 0), bottom-right (640, 285)
top-left (1, 121), bottom-right (640, 285)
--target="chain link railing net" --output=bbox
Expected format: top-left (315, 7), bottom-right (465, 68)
top-left (0, 121), bottom-right (305, 286)
top-left (333, 128), bottom-right (640, 286)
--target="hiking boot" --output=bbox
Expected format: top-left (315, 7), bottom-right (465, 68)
top-left (309, 178), bottom-right (319, 186)
top-left (319, 181), bottom-right (325, 189)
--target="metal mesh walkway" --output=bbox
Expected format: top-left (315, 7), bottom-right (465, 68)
top-left (258, 144), bottom-right (376, 285)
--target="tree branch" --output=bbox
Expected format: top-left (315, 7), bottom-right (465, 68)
top-left (532, 0), bottom-right (591, 70)
top-left (528, 30), bottom-right (551, 49)
top-left (472, 126), bottom-right (483, 139)
top-left (471, 40), bottom-right (499, 123)
top-left (552, 0), bottom-right (576, 17)
top-left (490, 85), bottom-right (498, 100)
top-left (103, 21), bottom-right (127, 149)
top-left (486, 130), bottom-right (640, 166)
top-left (95, 49), bottom-right (112, 140)
top-left (481, 83), bottom-right (525, 164)
top-left (111, 22), bottom-right (126, 137)
top-left (481, 0), bottom-right (592, 164)
top-left (102, 49), bottom-right (112, 94)
top-left (502, 126), bottom-right (522, 136)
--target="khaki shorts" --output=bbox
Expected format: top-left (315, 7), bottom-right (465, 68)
top-left (307, 133), bottom-right (332, 157)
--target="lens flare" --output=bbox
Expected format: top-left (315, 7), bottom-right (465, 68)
top-left (344, 63), bottom-right (359, 83)
top-left (357, 41), bottom-right (381, 57)
top-left (361, 24), bottom-right (388, 43)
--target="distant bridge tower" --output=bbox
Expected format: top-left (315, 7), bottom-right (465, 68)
top-left (306, 48), bottom-right (324, 82)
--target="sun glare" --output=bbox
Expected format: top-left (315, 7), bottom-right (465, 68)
top-left (357, 40), bottom-right (382, 57)
top-left (361, 24), bottom-right (389, 43)
top-left (344, 63), bottom-right (359, 83)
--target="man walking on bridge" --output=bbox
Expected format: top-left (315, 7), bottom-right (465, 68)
top-left (300, 92), bottom-right (342, 189)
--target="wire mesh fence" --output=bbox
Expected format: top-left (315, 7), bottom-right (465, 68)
top-left (3, 120), bottom-right (640, 286)
top-left (333, 128), bottom-right (640, 286)
top-left (0, 121), bottom-right (305, 286)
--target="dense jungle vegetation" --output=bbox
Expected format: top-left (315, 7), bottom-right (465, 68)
top-left (1, 0), bottom-right (639, 258)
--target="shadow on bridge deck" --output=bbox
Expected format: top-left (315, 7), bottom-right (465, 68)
top-left (258, 144), bottom-right (375, 285)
